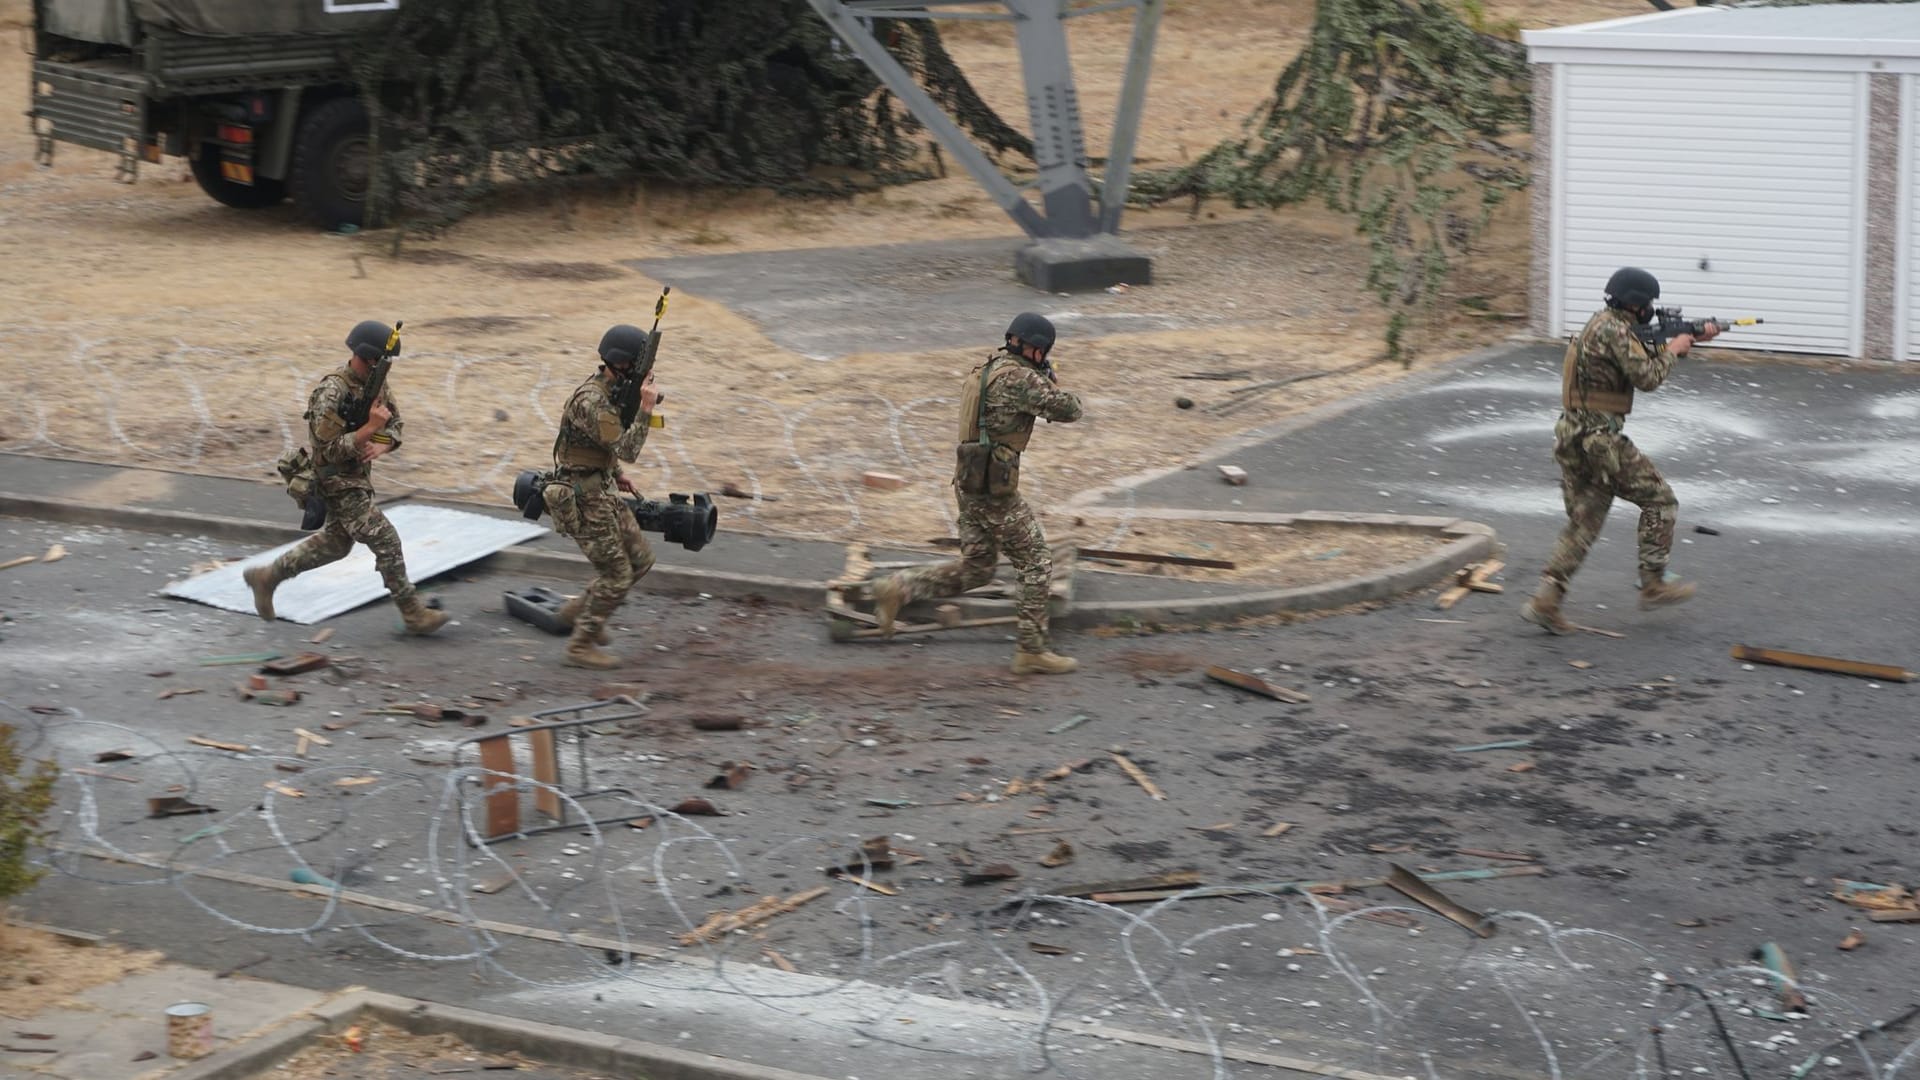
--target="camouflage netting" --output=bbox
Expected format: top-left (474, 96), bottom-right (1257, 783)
top-left (350, 0), bottom-right (1031, 233)
top-left (1134, 0), bottom-right (1531, 360)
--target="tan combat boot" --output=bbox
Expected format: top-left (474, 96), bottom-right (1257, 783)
top-left (397, 595), bottom-right (450, 636)
top-left (1638, 573), bottom-right (1697, 610)
top-left (563, 627), bottom-right (620, 670)
top-left (1519, 578), bottom-right (1574, 635)
top-left (871, 574), bottom-right (905, 639)
top-left (243, 564), bottom-right (282, 621)
top-left (1012, 650), bottom-right (1079, 675)
top-left (556, 595), bottom-right (610, 646)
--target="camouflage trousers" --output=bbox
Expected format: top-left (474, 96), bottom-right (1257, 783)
top-left (895, 489), bottom-right (1052, 653)
top-left (1544, 421), bottom-right (1677, 589)
top-left (565, 488), bottom-right (655, 640)
top-left (270, 486), bottom-right (413, 603)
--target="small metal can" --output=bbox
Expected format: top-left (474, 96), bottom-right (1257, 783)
top-left (165, 1001), bottom-right (215, 1060)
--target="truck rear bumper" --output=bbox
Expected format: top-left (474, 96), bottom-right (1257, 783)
top-left (30, 58), bottom-right (150, 174)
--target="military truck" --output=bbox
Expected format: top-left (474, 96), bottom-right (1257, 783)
top-left (28, 0), bottom-right (394, 229)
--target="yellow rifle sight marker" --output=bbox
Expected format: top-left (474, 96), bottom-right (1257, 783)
top-left (385, 319), bottom-right (404, 353)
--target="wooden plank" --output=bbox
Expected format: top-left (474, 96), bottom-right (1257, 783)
top-left (0, 555), bottom-right (38, 572)
top-left (1435, 585), bottom-right (1471, 610)
top-left (187, 736), bottom-right (250, 753)
top-left (1731, 645), bottom-right (1915, 683)
top-left (1054, 871), bottom-right (1202, 899)
top-left (1385, 863), bottom-right (1493, 938)
top-left (528, 729), bottom-right (561, 820)
top-left (941, 538), bottom-right (1239, 571)
top-left (477, 735), bottom-right (519, 840)
top-left (1205, 666), bottom-right (1311, 704)
top-left (1110, 753), bottom-right (1166, 800)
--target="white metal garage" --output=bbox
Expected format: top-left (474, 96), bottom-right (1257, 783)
top-left (1526, 4), bottom-right (1920, 360)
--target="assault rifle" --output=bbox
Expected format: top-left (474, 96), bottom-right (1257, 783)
top-left (340, 320), bottom-right (403, 429)
top-left (611, 288), bottom-right (670, 429)
top-left (1635, 308), bottom-right (1763, 349)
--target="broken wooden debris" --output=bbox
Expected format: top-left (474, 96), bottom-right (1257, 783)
top-left (471, 870), bottom-right (518, 895)
top-left (669, 798), bottom-right (724, 817)
top-left (333, 777), bottom-right (378, 787)
top-left (1092, 864), bottom-right (1548, 906)
top-left (763, 948), bottom-right (798, 972)
top-left (1572, 623), bottom-right (1626, 639)
top-left (929, 536), bottom-right (1235, 570)
top-left (246, 674), bottom-right (269, 691)
top-left (0, 555), bottom-right (39, 572)
top-left (157, 687), bottom-right (204, 701)
top-left (261, 652), bottom-right (331, 676)
top-left (1386, 863), bottom-right (1493, 938)
top-left (1435, 584), bottom-right (1471, 610)
top-left (1042, 759), bottom-right (1092, 781)
top-left (69, 767), bottom-right (137, 783)
top-left (704, 761), bottom-right (754, 791)
top-left (1205, 665), bottom-right (1311, 704)
top-left (676, 886), bottom-right (831, 946)
top-left (1867, 909), bottom-right (1920, 924)
top-left (93, 749), bottom-right (136, 763)
top-left (1693, 525), bottom-right (1721, 536)
top-left (1313, 894), bottom-right (1423, 929)
top-left (240, 688), bottom-right (302, 707)
top-left (1054, 871), bottom-right (1201, 899)
top-left (147, 796), bottom-right (218, 818)
top-left (961, 863), bottom-right (1021, 886)
top-left (1451, 739), bottom-right (1534, 753)
top-left (1039, 841), bottom-right (1075, 868)
top-left (1196, 822), bottom-right (1239, 834)
top-left (273, 763), bottom-right (304, 775)
top-left (1507, 762), bottom-right (1537, 773)
top-left (293, 727), bottom-right (332, 748)
top-left (41, 544), bottom-right (66, 563)
top-left (308, 628), bottom-right (335, 644)
top-left (199, 652), bottom-right (283, 667)
top-left (264, 782), bottom-right (306, 798)
top-left (1263, 823), bottom-right (1295, 838)
top-left (861, 471), bottom-right (909, 491)
top-left (1753, 942), bottom-right (1809, 1012)
top-left (863, 797), bottom-right (916, 809)
top-left (1217, 465), bottom-right (1248, 486)
top-left (187, 736), bottom-right (250, 753)
top-left (1731, 645), bottom-right (1915, 683)
top-left (1462, 560), bottom-right (1504, 594)
top-left (1110, 753), bottom-right (1166, 800)
top-left (1830, 879), bottom-right (1917, 912)
top-left (1838, 929), bottom-right (1866, 951)
top-left (1568, 660), bottom-right (1594, 670)
top-left (834, 873), bottom-right (899, 896)
top-left (1027, 942), bottom-right (1071, 956)
top-left (690, 714), bottom-right (745, 731)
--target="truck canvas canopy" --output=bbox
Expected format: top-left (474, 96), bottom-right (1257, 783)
top-left (129, 0), bottom-right (396, 37)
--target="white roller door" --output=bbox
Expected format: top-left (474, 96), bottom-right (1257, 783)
top-left (1556, 65), bottom-right (1864, 355)
top-left (1906, 74), bottom-right (1920, 361)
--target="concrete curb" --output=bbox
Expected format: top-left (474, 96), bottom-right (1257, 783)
top-left (165, 989), bottom-right (849, 1080)
top-left (0, 490), bottom-right (1495, 627)
top-left (0, 490), bottom-right (824, 609)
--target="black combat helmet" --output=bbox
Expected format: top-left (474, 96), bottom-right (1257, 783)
top-left (1604, 268), bottom-right (1661, 311)
top-left (346, 320), bottom-right (397, 362)
top-left (1005, 311), bottom-right (1056, 353)
top-left (598, 324), bottom-right (646, 368)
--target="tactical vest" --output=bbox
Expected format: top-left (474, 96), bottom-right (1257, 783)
top-left (553, 375), bottom-right (614, 470)
top-left (957, 355), bottom-right (1036, 450)
top-left (305, 370), bottom-right (367, 480)
top-left (1559, 338), bottom-right (1634, 416)
top-left (953, 354), bottom-right (1035, 496)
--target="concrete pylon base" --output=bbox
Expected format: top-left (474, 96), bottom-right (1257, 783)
top-left (1015, 235), bottom-right (1153, 293)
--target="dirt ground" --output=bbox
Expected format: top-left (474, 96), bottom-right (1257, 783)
top-left (0, 922), bottom-right (163, 1018)
top-left (0, 0), bottom-right (1652, 546)
top-left (270, 1022), bottom-right (579, 1080)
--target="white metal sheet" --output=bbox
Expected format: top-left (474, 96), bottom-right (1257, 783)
top-left (162, 504), bottom-right (549, 624)
top-left (1555, 64), bottom-right (1863, 356)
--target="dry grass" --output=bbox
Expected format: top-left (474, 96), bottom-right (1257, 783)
top-left (0, 922), bottom-right (163, 1017)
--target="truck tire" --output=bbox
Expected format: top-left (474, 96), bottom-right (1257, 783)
top-left (188, 144), bottom-right (287, 210)
top-left (289, 96), bottom-right (371, 231)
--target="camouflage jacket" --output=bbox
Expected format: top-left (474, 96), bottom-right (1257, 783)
top-left (973, 348), bottom-right (1083, 451)
top-left (552, 373), bottom-right (651, 487)
top-left (305, 363), bottom-right (402, 491)
top-left (1561, 308), bottom-right (1678, 434)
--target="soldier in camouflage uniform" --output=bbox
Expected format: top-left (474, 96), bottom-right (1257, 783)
top-left (540, 325), bottom-right (659, 669)
top-left (244, 321), bottom-right (449, 635)
top-left (872, 313), bottom-right (1083, 675)
top-left (1522, 268), bottom-right (1719, 634)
